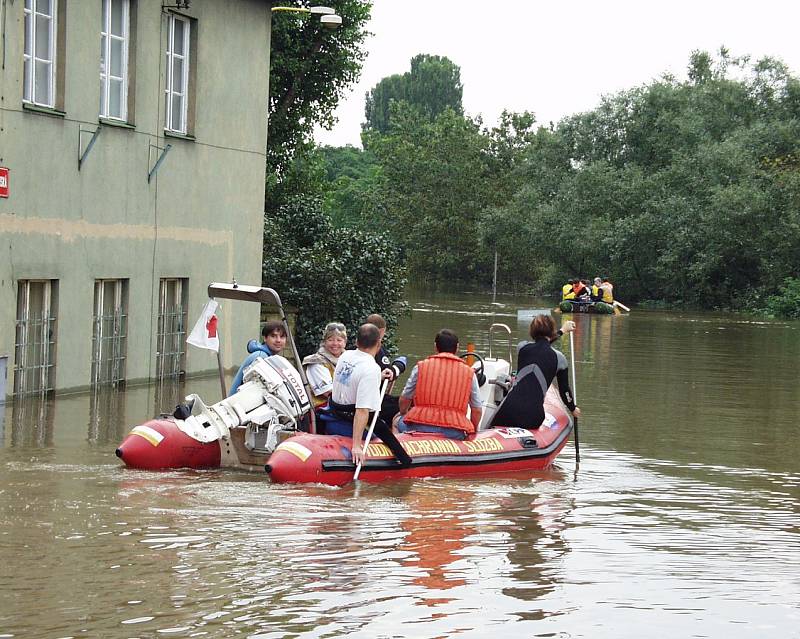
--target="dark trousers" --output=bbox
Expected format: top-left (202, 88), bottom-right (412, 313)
top-left (323, 402), bottom-right (412, 467)
top-left (379, 394), bottom-right (400, 426)
top-left (371, 417), bottom-right (412, 466)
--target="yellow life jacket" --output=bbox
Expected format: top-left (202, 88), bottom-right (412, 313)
top-left (601, 282), bottom-right (614, 303)
top-left (562, 284), bottom-right (575, 300)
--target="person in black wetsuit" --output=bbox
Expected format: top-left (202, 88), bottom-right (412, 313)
top-left (490, 315), bottom-right (581, 429)
top-left (366, 313), bottom-right (407, 425)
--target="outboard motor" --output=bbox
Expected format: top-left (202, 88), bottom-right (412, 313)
top-left (116, 355), bottom-right (312, 470)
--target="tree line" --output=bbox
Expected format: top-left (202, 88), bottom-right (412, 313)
top-left (264, 3), bottom-right (800, 320)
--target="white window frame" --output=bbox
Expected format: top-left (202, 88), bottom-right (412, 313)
top-left (23, 0), bottom-right (57, 108)
top-left (100, 0), bottom-right (130, 121)
top-left (164, 14), bottom-right (190, 134)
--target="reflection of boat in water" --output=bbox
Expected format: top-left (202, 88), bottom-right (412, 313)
top-left (116, 284), bottom-right (575, 484)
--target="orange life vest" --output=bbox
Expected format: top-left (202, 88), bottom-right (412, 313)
top-left (405, 352), bottom-right (475, 434)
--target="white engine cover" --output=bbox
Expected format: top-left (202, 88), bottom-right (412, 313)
top-left (243, 355), bottom-right (311, 419)
top-left (175, 355), bottom-right (311, 445)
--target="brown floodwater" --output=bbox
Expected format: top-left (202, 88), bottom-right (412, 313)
top-left (1, 289), bottom-right (799, 638)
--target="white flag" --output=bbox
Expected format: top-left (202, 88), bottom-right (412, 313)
top-left (187, 299), bottom-right (220, 352)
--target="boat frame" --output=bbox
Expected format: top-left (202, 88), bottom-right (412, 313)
top-left (207, 281), bottom-right (318, 433)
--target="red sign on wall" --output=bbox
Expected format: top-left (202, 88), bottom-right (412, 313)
top-left (0, 168), bottom-right (8, 198)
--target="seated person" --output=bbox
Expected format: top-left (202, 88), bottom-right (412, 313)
top-left (393, 329), bottom-right (482, 440)
top-left (365, 313), bottom-right (407, 424)
top-left (562, 279), bottom-right (576, 300)
top-left (326, 323), bottom-right (411, 466)
top-left (491, 316), bottom-right (580, 429)
top-left (591, 277), bottom-right (604, 302)
top-left (302, 322), bottom-right (347, 409)
top-left (228, 320), bottom-right (287, 395)
top-left (571, 279), bottom-right (586, 299)
top-left (601, 277), bottom-right (614, 303)
top-left (574, 279), bottom-right (591, 300)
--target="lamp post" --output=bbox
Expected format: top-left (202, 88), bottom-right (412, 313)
top-left (271, 5), bottom-right (343, 29)
top-left (269, 4), bottom-right (342, 130)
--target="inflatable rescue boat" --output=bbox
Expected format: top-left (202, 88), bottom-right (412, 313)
top-left (266, 386), bottom-right (573, 486)
top-left (116, 283), bottom-right (576, 483)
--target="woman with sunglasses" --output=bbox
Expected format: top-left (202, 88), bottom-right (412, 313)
top-left (302, 322), bottom-right (348, 408)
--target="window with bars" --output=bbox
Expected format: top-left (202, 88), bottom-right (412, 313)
top-left (100, 0), bottom-right (130, 121)
top-left (91, 279), bottom-right (128, 387)
top-left (164, 14), bottom-right (190, 134)
top-left (14, 280), bottom-right (58, 396)
top-left (23, 0), bottom-right (57, 108)
top-left (156, 278), bottom-right (188, 380)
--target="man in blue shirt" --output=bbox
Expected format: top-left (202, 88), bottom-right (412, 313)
top-left (228, 320), bottom-right (287, 395)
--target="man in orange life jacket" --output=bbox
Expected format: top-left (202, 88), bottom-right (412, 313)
top-left (394, 329), bottom-right (482, 440)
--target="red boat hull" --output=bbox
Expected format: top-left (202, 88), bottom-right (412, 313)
top-left (115, 419), bottom-right (221, 470)
top-left (266, 413), bottom-right (573, 486)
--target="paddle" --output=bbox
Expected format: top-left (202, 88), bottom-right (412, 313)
top-left (613, 300), bottom-right (631, 312)
top-left (353, 377), bottom-right (390, 481)
top-left (569, 330), bottom-right (581, 464)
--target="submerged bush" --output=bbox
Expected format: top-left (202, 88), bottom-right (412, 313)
top-left (763, 277), bottom-right (800, 319)
top-left (262, 195), bottom-right (408, 356)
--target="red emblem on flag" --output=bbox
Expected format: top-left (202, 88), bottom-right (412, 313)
top-left (206, 315), bottom-right (218, 338)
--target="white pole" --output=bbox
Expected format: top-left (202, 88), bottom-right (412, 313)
top-left (492, 250), bottom-right (498, 303)
top-left (569, 329), bottom-right (581, 463)
top-left (569, 331), bottom-right (577, 403)
top-left (354, 378), bottom-right (390, 481)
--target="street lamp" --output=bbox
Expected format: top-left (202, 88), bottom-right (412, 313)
top-left (271, 5), bottom-right (342, 29)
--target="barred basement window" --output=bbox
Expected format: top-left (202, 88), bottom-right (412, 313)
top-left (14, 279), bottom-right (58, 396)
top-left (91, 279), bottom-right (128, 387)
top-left (156, 278), bottom-right (188, 380)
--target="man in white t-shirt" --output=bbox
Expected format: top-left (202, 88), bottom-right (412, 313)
top-left (330, 323), bottom-right (412, 467)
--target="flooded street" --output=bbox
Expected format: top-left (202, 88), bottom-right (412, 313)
top-left (1, 290), bottom-right (799, 638)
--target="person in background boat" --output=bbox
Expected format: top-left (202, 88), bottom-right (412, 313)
top-left (572, 279), bottom-right (590, 300)
top-left (394, 329), bottom-right (482, 440)
top-left (228, 320), bottom-right (287, 395)
top-left (365, 313), bottom-right (408, 425)
top-left (328, 323), bottom-right (412, 467)
top-left (591, 277), bottom-right (604, 302)
top-left (601, 277), bottom-right (614, 303)
top-left (490, 315), bottom-right (580, 430)
top-left (562, 279), bottom-right (577, 300)
top-left (302, 322), bottom-right (347, 409)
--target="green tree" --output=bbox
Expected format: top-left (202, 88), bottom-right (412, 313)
top-left (491, 50), bottom-right (800, 305)
top-left (262, 195), bottom-right (408, 355)
top-left (363, 54), bottom-right (463, 134)
top-left (366, 103), bottom-right (493, 279)
top-left (267, 1), bottom-right (372, 189)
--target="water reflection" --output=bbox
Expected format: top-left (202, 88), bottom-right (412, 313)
top-left (153, 376), bottom-right (187, 417)
top-left (10, 395), bottom-right (54, 448)
top-left (1, 290), bottom-right (799, 637)
top-left (88, 387), bottom-right (128, 445)
top-left (401, 485), bottom-right (472, 597)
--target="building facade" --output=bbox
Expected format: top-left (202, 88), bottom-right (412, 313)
top-left (0, 0), bottom-right (272, 399)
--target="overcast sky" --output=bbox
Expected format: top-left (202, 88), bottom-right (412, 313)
top-left (313, 0), bottom-right (800, 148)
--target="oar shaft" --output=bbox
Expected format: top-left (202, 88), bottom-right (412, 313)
top-left (569, 331), bottom-right (577, 403)
top-left (569, 331), bottom-right (580, 464)
top-left (354, 378), bottom-right (390, 481)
